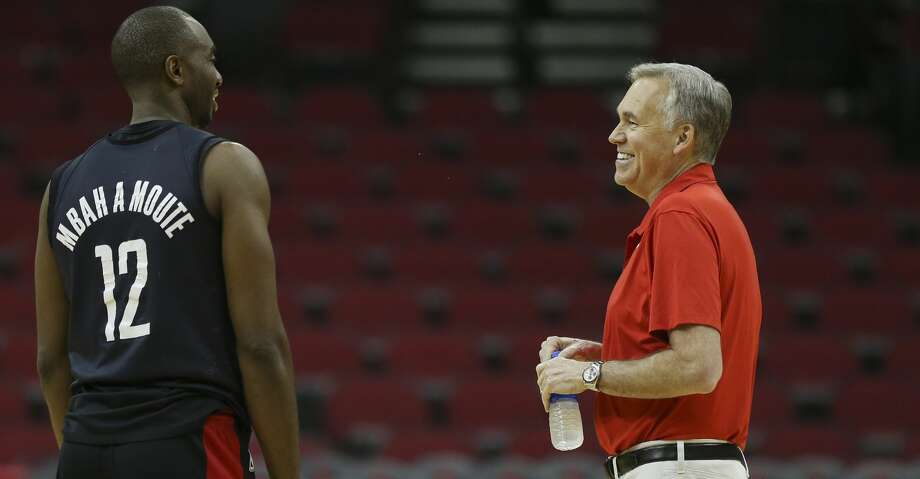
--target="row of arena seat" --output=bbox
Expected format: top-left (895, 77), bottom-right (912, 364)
top-left (1, 279), bottom-right (919, 331)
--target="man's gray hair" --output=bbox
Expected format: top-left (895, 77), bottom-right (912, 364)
top-left (628, 63), bottom-right (732, 165)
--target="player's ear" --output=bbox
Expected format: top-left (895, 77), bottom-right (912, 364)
top-left (164, 55), bottom-right (183, 86)
top-left (673, 123), bottom-right (694, 157)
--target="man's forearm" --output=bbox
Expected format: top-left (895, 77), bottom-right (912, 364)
top-left (597, 348), bottom-right (717, 399)
top-left (238, 340), bottom-right (300, 479)
top-left (39, 359), bottom-right (72, 447)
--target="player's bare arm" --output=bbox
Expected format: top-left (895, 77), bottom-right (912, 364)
top-left (35, 184), bottom-right (74, 448)
top-left (536, 324), bottom-right (722, 410)
top-left (202, 141), bottom-right (300, 479)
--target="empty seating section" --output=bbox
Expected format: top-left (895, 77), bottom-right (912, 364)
top-left (1, 0), bottom-right (918, 472)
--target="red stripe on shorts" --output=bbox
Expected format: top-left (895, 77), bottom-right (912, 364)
top-left (203, 411), bottom-right (243, 479)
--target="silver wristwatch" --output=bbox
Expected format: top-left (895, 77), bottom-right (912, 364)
top-left (583, 361), bottom-right (604, 391)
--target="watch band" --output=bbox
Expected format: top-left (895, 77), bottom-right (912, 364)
top-left (585, 361), bottom-right (604, 391)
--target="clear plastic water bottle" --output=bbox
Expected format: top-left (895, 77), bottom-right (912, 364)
top-left (548, 351), bottom-right (584, 451)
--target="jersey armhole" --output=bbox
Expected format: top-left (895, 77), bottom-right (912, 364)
top-left (46, 160), bottom-right (75, 247)
top-left (194, 136), bottom-right (227, 224)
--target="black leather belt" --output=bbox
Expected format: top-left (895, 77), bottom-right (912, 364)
top-left (605, 442), bottom-right (746, 478)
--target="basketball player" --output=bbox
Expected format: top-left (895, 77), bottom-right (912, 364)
top-left (34, 6), bottom-right (299, 478)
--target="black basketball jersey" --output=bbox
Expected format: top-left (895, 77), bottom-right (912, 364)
top-left (47, 120), bottom-right (249, 444)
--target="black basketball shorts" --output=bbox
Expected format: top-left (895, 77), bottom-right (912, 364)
top-left (57, 411), bottom-right (255, 479)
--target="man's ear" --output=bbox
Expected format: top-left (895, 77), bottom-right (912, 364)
top-left (164, 55), bottom-right (184, 86)
top-left (673, 123), bottom-right (695, 157)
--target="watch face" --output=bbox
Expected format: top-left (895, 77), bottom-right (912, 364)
top-left (583, 365), bottom-right (599, 383)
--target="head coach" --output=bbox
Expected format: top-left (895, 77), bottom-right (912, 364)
top-left (536, 63), bottom-right (762, 479)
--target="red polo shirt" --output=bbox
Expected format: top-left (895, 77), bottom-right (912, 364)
top-left (594, 163), bottom-right (762, 455)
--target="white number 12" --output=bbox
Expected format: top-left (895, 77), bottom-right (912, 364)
top-left (94, 239), bottom-right (150, 342)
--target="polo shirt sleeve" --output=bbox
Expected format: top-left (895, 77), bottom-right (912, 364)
top-left (647, 211), bottom-right (722, 339)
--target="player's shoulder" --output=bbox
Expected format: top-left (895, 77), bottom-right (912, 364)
top-left (205, 141), bottom-right (263, 176)
top-left (202, 141), bottom-right (267, 191)
top-left (209, 141), bottom-right (258, 159)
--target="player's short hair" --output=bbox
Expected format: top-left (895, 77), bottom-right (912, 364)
top-left (111, 6), bottom-right (197, 89)
top-left (628, 63), bottom-right (732, 165)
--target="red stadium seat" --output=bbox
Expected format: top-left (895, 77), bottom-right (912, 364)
top-left (0, 380), bottom-right (27, 422)
top-left (12, 124), bottom-right (99, 165)
top-left (395, 164), bottom-right (478, 203)
top-left (0, 87), bottom-right (62, 127)
top-left (887, 339), bottom-right (920, 379)
top-left (747, 166), bottom-right (837, 207)
top-left (268, 202), bottom-right (310, 239)
top-left (283, 2), bottom-right (386, 55)
top-left (416, 89), bottom-right (506, 129)
top-left (658, 1), bottom-right (761, 63)
top-left (341, 129), bottom-right (426, 165)
top-left (0, 464), bottom-right (29, 479)
top-left (332, 287), bottom-right (422, 333)
top-left (879, 249), bottom-right (920, 286)
top-left (451, 378), bottom-right (544, 429)
top-left (758, 334), bottom-right (858, 383)
top-left (210, 86), bottom-right (278, 128)
top-left (717, 129), bottom-right (778, 165)
top-left (292, 87), bottom-right (385, 128)
top-left (452, 203), bottom-right (534, 245)
top-left (821, 290), bottom-right (912, 335)
top-left (803, 128), bottom-right (890, 167)
top-left (0, 424), bottom-right (57, 463)
top-left (739, 91), bottom-right (828, 130)
top-left (76, 89), bottom-right (131, 127)
top-left (837, 379), bottom-right (920, 430)
top-left (381, 429), bottom-right (474, 460)
top-left (568, 287), bottom-right (612, 329)
top-left (326, 379), bottom-right (428, 433)
top-left (0, 334), bottom-right (37, 381)
top-left (395, 245), bottom-right (484, 285)
top-left (506, 243), bottom-right (595, 286)
top-left (811, 209), bottom-right (894, 248)
top-left (236, 127), bottom-right (314, 165)
top-left (285, 163), bottom-right (373, 202)
top-left (468, 129), bottom-right (556, 166)
top-left (388, 333), bottom-right (480, 377)
top-left (750, 380), bottom-right (792, 425)
top-left (518, 167), bottom-right (608, 205)
top-left (758, 425), bottom-right (855, 458)
top-left (451, 287), bottom-right (541, 332)
top-left (335, 205), bottom-right (422, 244)
top-left (757, 248), bottom-right (846, 290)
top-left (579, 204), bottom-right (645, 249)
top-left (0, 286), bottom-right (34, 328)
top-left (287, 329), bottom-right (363, 376)
top-left (523, 89), bottom-right (613, 134)
top-left (274, 242), bottom-right (363, 283)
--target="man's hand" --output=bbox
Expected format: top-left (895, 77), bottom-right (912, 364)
top-left (539, 336), bottom-right (602, 363)
top-left (535, 356), bottom-right (589, 412)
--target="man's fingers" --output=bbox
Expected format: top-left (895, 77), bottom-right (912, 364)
top-left (557, 343), bottom-right (580, 359)
top-left (538, 336), bottom-right (561, 362)
top-left (537, 364), bottom-right (552, 412)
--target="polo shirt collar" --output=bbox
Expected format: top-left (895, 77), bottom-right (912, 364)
top-left (627, 162), bottom-right (716, 240)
